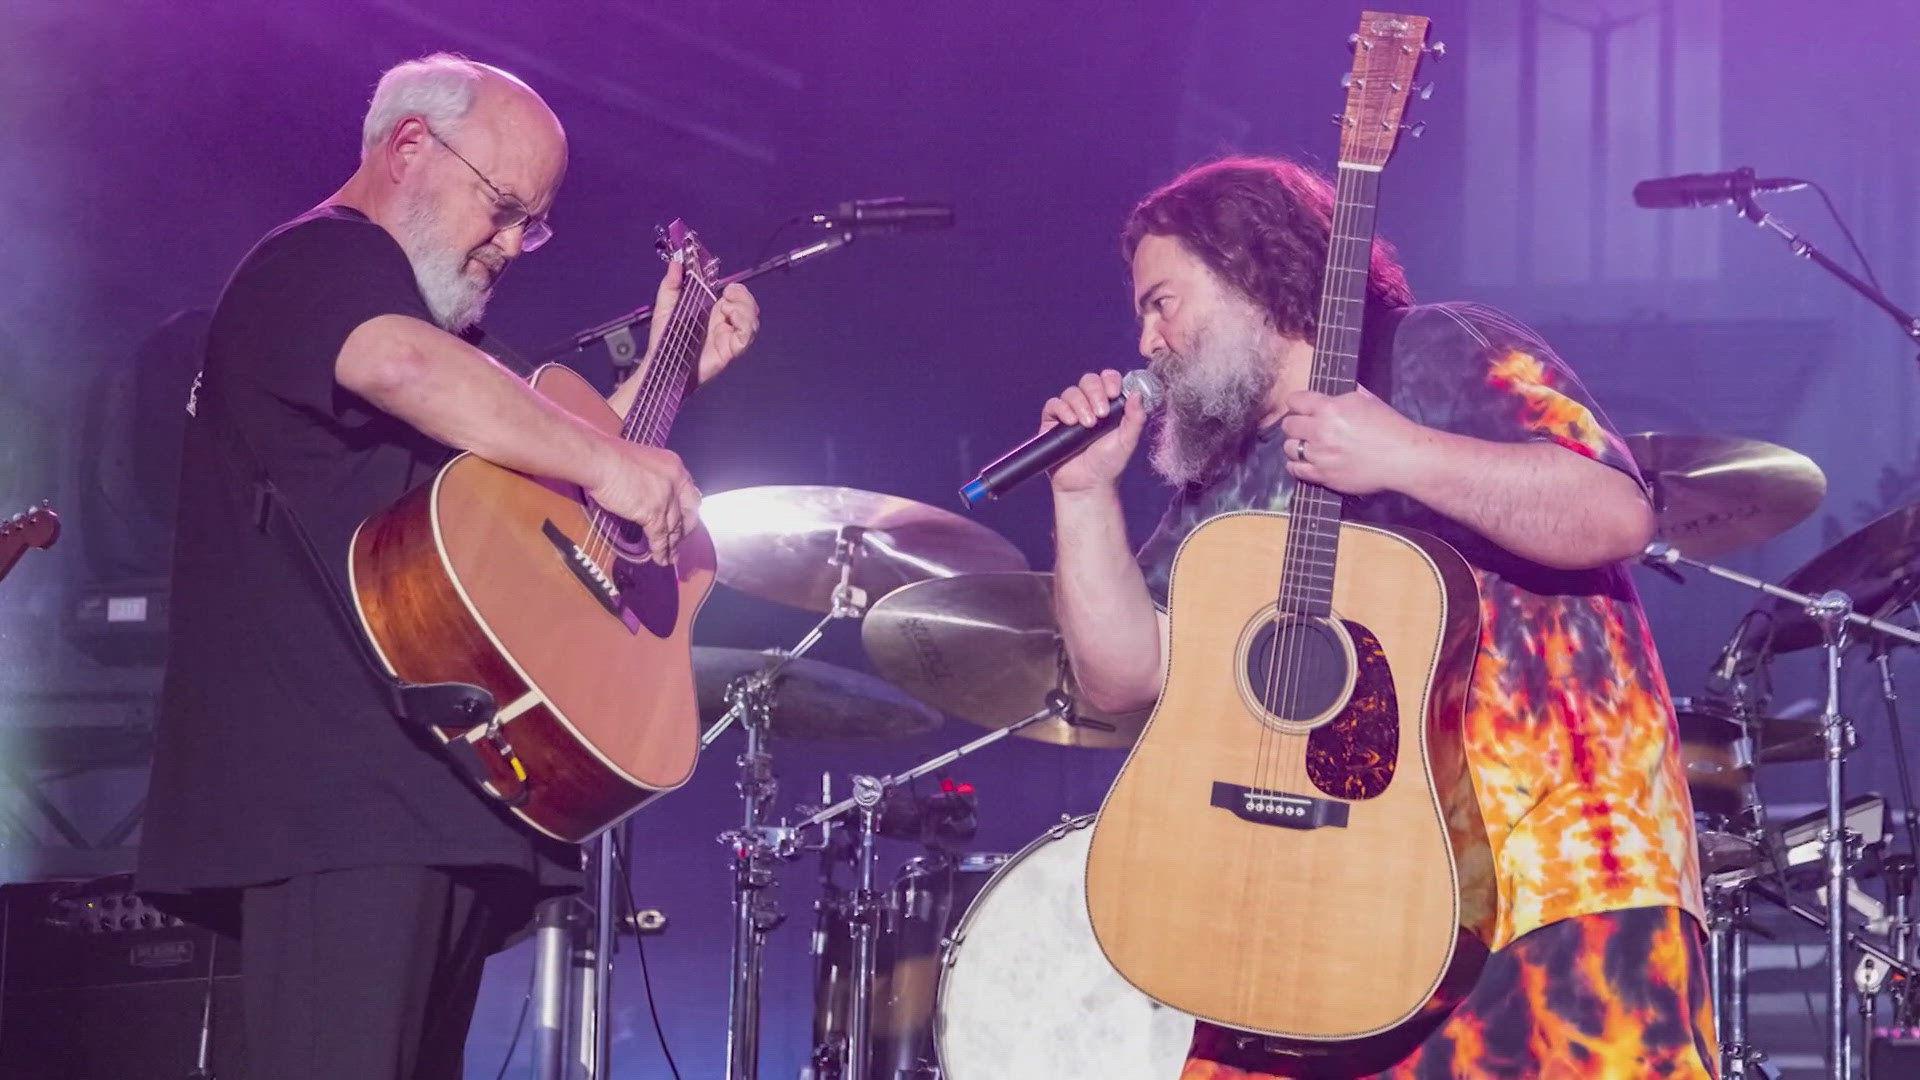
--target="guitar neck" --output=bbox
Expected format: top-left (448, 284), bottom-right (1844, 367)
top-left (617, 282), bottom-right (716, 449)
top-left (1281, 167), bottom-right (1382, 618)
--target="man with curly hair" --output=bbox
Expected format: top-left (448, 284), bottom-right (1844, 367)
top-left (1045, 157), bottom-right (1716, 1078)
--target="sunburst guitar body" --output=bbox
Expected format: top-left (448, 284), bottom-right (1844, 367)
top-left (1086, 13), bottom-right (1496, 1072)
top-left (349, 221), bottom-right (723, 843)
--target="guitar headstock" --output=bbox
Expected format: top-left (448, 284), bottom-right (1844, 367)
top-left (657, 219), bottom-right (722, 296)
top-left (1337, 12), bottom-right (1442, 170)
top-left (0, 501), bottom-right (59, 584)
top-left (1, 502), bottom-right (60, 552)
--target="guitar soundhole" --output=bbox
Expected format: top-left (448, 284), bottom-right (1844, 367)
top-left (1243, 616), bottom-right (1351, 725)
top-left (598, 516), bottom-right (679, 638)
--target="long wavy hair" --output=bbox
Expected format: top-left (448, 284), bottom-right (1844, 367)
top-left (1123, 156), bottom-right (1413, 339)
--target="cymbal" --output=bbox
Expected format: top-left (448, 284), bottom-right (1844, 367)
top-left (1673, 696), bottom-right (1823, 764)
top-left (692, 646), bottom-right (942, 741)
top-left (701, 486), bottom-right (1029, 613)
top-left (1624, 433), bottom-right (1826, 558)
top-left (1765, 502), bottom-right (1920, 653)
top-left (862, 571), bottom-right (1149, 749)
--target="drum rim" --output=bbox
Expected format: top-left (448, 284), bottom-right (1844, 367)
top-left (931, 813), bottom-right (1096, 1072)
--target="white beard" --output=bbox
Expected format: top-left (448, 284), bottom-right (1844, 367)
top-left (1147, 302), bottom-right (1278, 487)
top-left (392, 188), bottom-right (492, 333)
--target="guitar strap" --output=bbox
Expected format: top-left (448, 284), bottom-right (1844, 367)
top-left (195, 376), bottom-right (527, 808)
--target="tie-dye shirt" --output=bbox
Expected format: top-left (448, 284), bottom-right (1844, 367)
top-left (1136, 301), bottom-right (1703, 949)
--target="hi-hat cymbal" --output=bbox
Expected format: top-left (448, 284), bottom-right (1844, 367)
top-left (692, 646), bottom-right (943, 741)
top-left (1624, 433), bottom-right (1826, 558)
top-left (701, 486), bottom-right (1029, 614)
top-left (1765, 502), bottom-right (1920, 653)
top-left (862, 571), bottom-right (1149, 749)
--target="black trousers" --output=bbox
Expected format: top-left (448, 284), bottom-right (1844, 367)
top-left (238, 864), bottom-right (532, 1080)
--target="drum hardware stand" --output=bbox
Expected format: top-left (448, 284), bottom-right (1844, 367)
top-left (795, 692), bottom-right (1082, 1080)
top-left (1872, 635), bottom-right (1920, 973)
top-left (1810, 589), bottom-right (1858, 1078)
top-left (1645, 543), bottom-right (1920, 1079)
top-left (1708, 877), bottom-right (1766, 1079)
top-left (528, 821), bottom-right (650, 1080)
top-left (715, 527), bottom-right (873, 1080)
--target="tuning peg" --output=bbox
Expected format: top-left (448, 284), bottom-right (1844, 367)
top-left (1347, 33), bottom-right (1371, 52)
top-left (1340, 72), bottom-right (1356, 88)
top-left (1331, 113), bottom-right (1348, 126)
top-left (1401, 121), bottom-right (1427, 139)
top-left (1418, 82), bottom-right (1435, 100)
top-left (1424, 41), bottom-right (1447, 60)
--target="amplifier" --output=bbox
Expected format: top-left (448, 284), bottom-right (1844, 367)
top-left (67, 578), bottom-right (169, 666)
top-left (0, 875), bottom-right (244, 1079)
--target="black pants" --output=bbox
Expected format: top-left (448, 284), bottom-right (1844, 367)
top-left (238, 864), bottom-right (532, 1080)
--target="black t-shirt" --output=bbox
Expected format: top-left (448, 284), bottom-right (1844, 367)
top-left (137, 207), bottom-right (580, 915)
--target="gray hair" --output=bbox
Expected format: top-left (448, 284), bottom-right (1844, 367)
top-left (360, 53), bottom-right (487, 159)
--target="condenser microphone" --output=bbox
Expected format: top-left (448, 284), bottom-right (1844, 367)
top-left (1631, 168), bottom-right (1808, 209)
top-left (808, 197), bottom-right (955, 233)
top-left (959, 369), bottom-right (1163, 506)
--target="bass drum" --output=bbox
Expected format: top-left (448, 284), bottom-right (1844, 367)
top-left (935, 815), bottom-right (1194, 1078)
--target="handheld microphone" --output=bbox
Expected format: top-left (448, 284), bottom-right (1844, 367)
top-left (1631, 168), bottom-right (1808, 209)
top-left (959, 369), bottom-right (1163, 506)
top-left (808, 197), bottom-right (955, 233)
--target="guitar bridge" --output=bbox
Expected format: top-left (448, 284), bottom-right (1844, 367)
top-left (1210, 781), bottom-right (1349, 830)
top-left (543, 519), bottom-right (625, 619)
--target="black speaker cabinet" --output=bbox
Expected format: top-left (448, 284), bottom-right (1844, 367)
top-left (0, 876), bottom-right (244, 1080)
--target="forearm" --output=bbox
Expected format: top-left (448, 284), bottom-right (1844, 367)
top-left (607, 367), bottom-right (641, 417)
top-left (339, 315), bottom-right (615, 491)
top-left (1396, 430), bottom-right (1654, 569)
top-left (1052, 486), bottom-right (1165, 712)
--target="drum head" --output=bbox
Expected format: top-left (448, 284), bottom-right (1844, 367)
top-left (935, 815), bottom-right (1193, 1079)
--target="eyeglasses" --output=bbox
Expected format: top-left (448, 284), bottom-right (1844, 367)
top-left (425, 126), bottom-right (553, 252)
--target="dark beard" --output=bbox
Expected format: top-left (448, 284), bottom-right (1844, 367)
top-left (1147, 306), bottom-right (1277, 487)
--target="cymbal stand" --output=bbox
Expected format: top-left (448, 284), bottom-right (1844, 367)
top-left (795, 694), bottom-right (1075, 1080)
top-left (1646, 544), bottom-right (1920, 1078)
top-left (716, 528), bottom-right (873, 1080)
top-left (1874, 639), bottom-right (1920, 967)
top-left (1810, 590), bottom-right (1857, 1077)
top-left (1707, 876), bottom-right (1764, 1078)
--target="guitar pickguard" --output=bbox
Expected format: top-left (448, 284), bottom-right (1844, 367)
top-left (1303, 620), bottom-right (1399, 800)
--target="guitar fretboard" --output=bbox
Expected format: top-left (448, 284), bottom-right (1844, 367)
top-left (1278, 165), bottom-right (1381, 618)
top-left (619, 273), bottom-right (717, 450)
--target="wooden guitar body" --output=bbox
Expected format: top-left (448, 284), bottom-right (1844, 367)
top-left (1086, 511), bottom-right (1491, 1069)
top-left (349, 362), bottom-right (715, 842)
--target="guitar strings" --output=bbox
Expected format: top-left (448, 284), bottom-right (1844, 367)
top-left (581, 257), bottom-right (720, 571)
top-left (1267, 96), bottom-right (1382, 801)
top-left (588, 270), bottom-right (716, 568)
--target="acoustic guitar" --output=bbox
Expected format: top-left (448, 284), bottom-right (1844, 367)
top-left (350, 222), bottom-right (720, 843)
top-left (1085, 13), bottom-right (1494, 1070)
top-left (0, 502), bottom-right (60, 585)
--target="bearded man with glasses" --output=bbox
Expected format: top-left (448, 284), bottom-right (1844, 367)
top-left (135, 53), bottom-right (758, 1079)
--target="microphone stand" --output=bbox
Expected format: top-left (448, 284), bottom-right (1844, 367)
top-left (540, 231), bottom-right (857, 368)
top-left (1728, 183), bottom-right (1920, 361)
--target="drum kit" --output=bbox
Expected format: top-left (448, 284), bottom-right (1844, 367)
top-left (1630, 433), bottom-right (1920, 1078)
top-left (661, 424), bottom-right (1920, 1080)
top-left (690, 485), bottom-right (1184, 1080)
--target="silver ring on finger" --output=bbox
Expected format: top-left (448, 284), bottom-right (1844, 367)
top-left (1293, 439), bottom-right (1309, 463)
